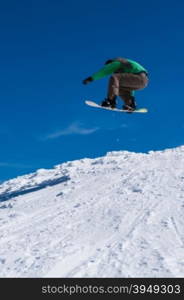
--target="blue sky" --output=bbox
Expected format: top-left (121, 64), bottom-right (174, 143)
top-left (0, 0), bottom-right (184, 181)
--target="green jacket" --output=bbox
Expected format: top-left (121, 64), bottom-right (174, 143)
top-left (91, 58), bottom-right (148, 81)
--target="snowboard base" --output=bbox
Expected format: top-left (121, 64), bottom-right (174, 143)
top-left (85, 100), bottom-right (148, 113)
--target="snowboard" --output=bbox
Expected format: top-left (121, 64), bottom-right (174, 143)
top-left (85, 100), bottom-right (148, 113)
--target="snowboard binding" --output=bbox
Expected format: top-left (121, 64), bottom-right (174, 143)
top-left (101, 97), bottom-right (117, 109)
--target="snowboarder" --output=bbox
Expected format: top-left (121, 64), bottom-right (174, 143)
top-left (82, 57), bottom-right (148, 111)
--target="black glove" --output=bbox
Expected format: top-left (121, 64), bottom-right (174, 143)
top-left (82, 76), bottom-right (93, 85)
top-left (104, 59), bottom-right (113, 65)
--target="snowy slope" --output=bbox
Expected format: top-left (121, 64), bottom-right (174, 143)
top-left (0, 147), bottom-right (184, 278)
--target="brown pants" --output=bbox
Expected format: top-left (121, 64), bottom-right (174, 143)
top-left (108, 73), bottom-right (148, 104)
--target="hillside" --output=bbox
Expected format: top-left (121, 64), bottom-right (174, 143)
top-left (0, 147), bottom-right (184, 277)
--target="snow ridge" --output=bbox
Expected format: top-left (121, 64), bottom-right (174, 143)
top-left (0, 146), bottom-right (184, 277)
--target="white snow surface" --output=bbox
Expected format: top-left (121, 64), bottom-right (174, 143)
top-left (0, 147), bottom-right (184, 278)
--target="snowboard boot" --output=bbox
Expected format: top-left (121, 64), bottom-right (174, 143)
top-left (122, 96), bottom-right (137, 112)
top-left (101, 97), bottom-right (117, 109)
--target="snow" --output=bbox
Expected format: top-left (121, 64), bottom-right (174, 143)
top-left (0, 146), bottom-right (184, 277)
